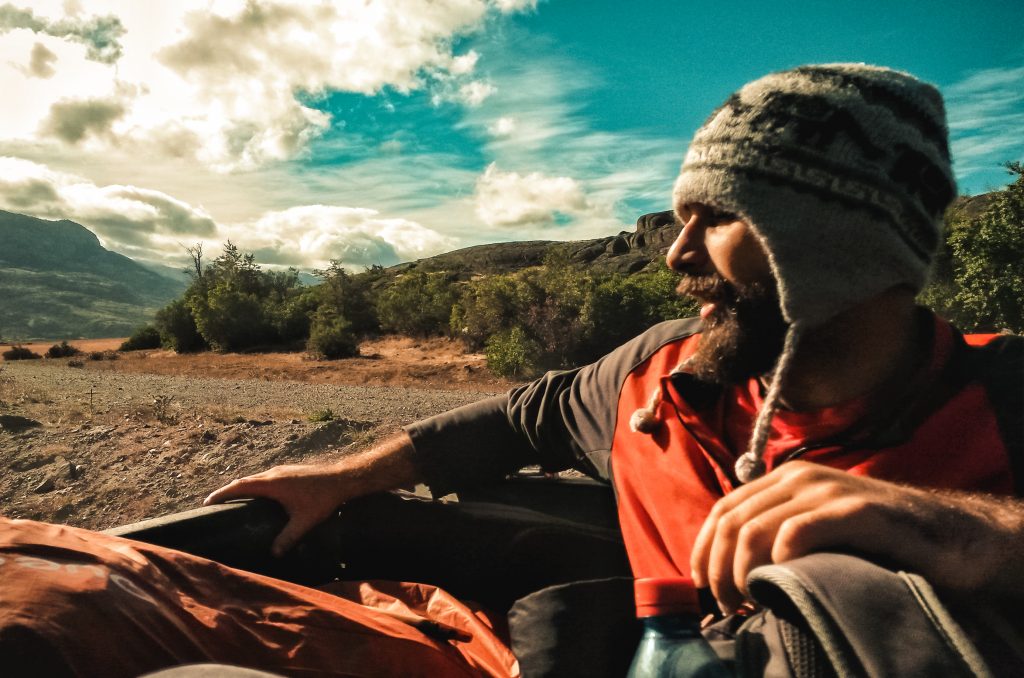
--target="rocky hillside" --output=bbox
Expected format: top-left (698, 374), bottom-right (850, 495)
top-left (394, 210), bottom-right (680, 277)
top-left (0, 211), bottom-right (187, 341)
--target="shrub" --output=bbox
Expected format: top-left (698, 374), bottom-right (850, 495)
top-left (947, 164), bottom-right (1024, 333)
top-left (377, 271), bottom-right (458, 336)
top-left (191, 285), bottom-right (272, 351)
top-left (89, 350), bottom-right (118, 361)
top-left (120, 325), bottom-right (162, 351)
top-left (485, 326), bottom-right (540, 378)
top-left (306, 308), bottom-right (359, 360)
top-left (155, 298), bottom-right (207, 353)
top-left (308, 408), bottom-right (335, 422)
top-left (46, 341), bottom-right (81, 358)
top-left (2, 346), bottom-right (41, 360)
top-left (313, 262), bottom-right (380, 335)
top-left (68, 359), bottom-right (84, 368)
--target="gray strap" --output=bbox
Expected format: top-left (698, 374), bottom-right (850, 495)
top-left (747, 553), bottom-right (992, 678)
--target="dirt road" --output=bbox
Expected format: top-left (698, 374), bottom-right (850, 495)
top-left (0, 337), bottom-right (510, 531)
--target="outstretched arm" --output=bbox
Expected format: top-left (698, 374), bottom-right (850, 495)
top-left (205, 431), bottom-right (420, 556)
top-left (690, 461), bottom-right (1024, 612)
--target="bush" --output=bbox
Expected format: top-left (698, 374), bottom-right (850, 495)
top-left (68, 359), bottom-right (84, 368)
top-left (120, 325), bottom-right (162, 351)
top-left (377, 271), bottom-right (458, 336)
top-left (947, 164), bottom-right (1024, 333)
top-left (485, 326), bottom-right (540, 378)
top-left (2, 345), bottom-right (41, 360)
top-left (313, 262), bottom-right (380, 335)
top-left (155, 298), bottom-right (207, 353)
top-left (45, 341), bottom-right (81, 358)
top-left (308, 408), bottom-right (335, 422)
top-left (89, 350), bottom-right (118, 361)
top-left (306, 308), bottom-right (359, 360)
top-left (191, 285), bottom-right (272, 351)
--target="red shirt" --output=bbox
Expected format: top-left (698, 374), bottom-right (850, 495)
top-left (611, 316), bottom-right (1014, 580)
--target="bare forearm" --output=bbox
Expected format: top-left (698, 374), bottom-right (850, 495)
top-left (691, 462), bottom-right (1024, 611)
top-left (326, 430), bottom-right (422, 498)
top-left (917, 488), bottom-right (1024, 597)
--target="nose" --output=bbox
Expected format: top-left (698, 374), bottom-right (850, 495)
top-left (666, 207), bottom-right (708, 273)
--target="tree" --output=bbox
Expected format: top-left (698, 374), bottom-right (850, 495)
top-left (948, 163), bottom-right (1024, 333)
top-left (376, 271), bottom-right (458, 336)
top-left (313, 261), bottom-right (379, 335)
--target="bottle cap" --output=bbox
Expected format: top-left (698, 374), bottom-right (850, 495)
top-left (634, 576), bottom-right (700, 618)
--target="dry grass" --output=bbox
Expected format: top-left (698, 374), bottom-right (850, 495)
top-left (1, 338), bottom-right (125, 357)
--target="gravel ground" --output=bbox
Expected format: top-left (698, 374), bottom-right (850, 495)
top-left (1, 360), bottom-right (499, 424)
top-left (0, 359), bottom-right (503, 530)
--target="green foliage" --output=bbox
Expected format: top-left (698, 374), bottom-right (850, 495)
top-left (155, 298), bottom-right (207, 353)
top-left (313, 262), bottom-right (380, 335)
top-left (306, 307), bottom-right (359, 360)
top-left (376, 271), bottom-right (458, 336)
top-left (920, 163), bottom-right (1024, 334)
top-left (2, 345), bottom-right (41, 360)
top-left (451, 274), bottom-right (534, 351)
top-left (308, 408), bottom-right (335, 422)
top-left (155, 242), bottom-right (309, 353)
top-left (119, 325), bottom-right (162, 351)
top-left (46, 340), bottom-right (81, 358)
top-left (485, 326), bottom-right (540, 378)
top-left (454, 259), bottom-right (700, 374)
top-left (190, 284), bottom-right (270, 351)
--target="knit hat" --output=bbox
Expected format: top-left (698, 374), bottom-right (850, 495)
top-left (634, 64), bottom-right (957, 483)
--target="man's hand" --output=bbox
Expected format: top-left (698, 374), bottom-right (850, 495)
top-left (205, 463), bottom-right (355, 557)
top-left (204, 432), bottom-right (421, 557)
top-left (690, 461), bottom-right (1024, 613)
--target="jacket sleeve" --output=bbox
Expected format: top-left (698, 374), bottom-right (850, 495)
top-left (403, 318), bottom-right (702, 496)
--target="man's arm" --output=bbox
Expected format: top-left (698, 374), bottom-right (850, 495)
top-left (205, 431), bottom-right (420, 556)
top-left (690, 461), bottom-right (1024, 612)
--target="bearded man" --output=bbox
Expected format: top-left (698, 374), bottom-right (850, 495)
top-left (212, 64), bottom-right (1024, 612)
top-left (2, 63), bottom-right (1022, 676)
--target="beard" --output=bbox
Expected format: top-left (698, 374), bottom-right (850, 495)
top-left (676, 273), bottom-right (788, 384)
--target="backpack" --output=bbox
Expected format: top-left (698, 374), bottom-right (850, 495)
top-left (507, 552), bottom-right (1024, 677)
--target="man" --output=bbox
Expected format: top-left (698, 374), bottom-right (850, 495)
top-left (209, 64), bottom-right (1024, 615)
top-left (2, 63), bottom-right (1022, 675)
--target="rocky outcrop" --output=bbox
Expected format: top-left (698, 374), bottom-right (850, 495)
top-left (395, 210), bottom-right (680, 277)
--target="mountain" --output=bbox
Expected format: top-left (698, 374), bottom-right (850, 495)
top-left (0, 211), bottom-right (187, 341)
top-left (393, 210), bottom-right (681, 278)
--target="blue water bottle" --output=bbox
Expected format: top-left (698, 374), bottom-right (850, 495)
top-left (627, 576), bottom-right (730, 678)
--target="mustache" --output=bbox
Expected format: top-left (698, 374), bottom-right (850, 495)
top-left (675, 272), bottom-right (733, 303)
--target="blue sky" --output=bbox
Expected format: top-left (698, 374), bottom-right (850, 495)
top-left (0, 0), bottom-right (1021, 271)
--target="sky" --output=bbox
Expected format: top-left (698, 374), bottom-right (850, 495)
top-left (1, 0), bottom-right (1022, 273)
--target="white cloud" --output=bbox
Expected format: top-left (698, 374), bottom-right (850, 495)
top-left (0, 157), bottom-right (217, 251)
top-left (456, 80), bottom-right (497, 106)
top-left (490, 0), bottom-right (538, 13)
top-left (489, 116), bottom-right (517, 137)
top-left (229, 205), bottom-right (457, 270)
top-left (0, 0), bottom-right (513, 170)
top-left (473, 162), bottom-right (594, 227)
top-left (0, 156), bottom-right (456, 270)
top-left (944, 65), bottom-right (1024, 182)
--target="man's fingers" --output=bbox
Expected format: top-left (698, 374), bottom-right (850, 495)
top-left (203, 477), bottom-right (265, 506)
top-left (691, 475), bottom-right (778, 587)
top-left (692, 478), bottom-right (794, 582)
top-left (271, 518), bottom-right (315, 558)
top-left (771, 496), bottom-right (885, 564)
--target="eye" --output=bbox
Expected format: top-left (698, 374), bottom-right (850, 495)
top-left (707, 207), bottom-right (739, 224)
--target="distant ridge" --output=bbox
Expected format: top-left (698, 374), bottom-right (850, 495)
top-left (392, 210), bottom-right (682, 277)
top-left (0, 210), bottom-right (187, 341)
